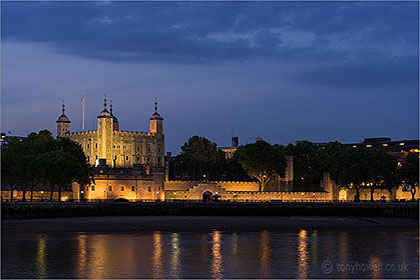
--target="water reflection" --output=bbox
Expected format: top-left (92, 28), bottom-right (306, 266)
top-left (210, 231), bottom-right (223, 279)
top-left (76, 234), bottom-right (87, 278)
top-left (297, 229), bottom-right (308, 279)
top-left (36, 235), bottom-right (47, 279)
top-left (259, 230), bottom-right (270, 278)
top-left (2, 228), bottom-right (418, 279)
top-left (152, 232), bottom-right (163, 279)
top-left (170, 233), bottom-right (181, 278)
top-left (369, 256), bottom-right (381, 279)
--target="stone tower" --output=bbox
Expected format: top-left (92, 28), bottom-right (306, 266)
top-left (97, 97), bottom-right (113, 165)
top-left (150, 98), bottom-right (164, 134)
top-left (110, 101), bottom-right (119, 131)
top-left (56, 102), bottom-right (71, 137)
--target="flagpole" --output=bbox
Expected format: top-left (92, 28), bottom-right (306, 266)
top-left (82, 92), bottom-right (85, 130)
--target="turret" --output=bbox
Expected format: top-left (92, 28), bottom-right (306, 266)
top-left (56, 101), bottom-right (71, 137)
top-left (110, 101), bottom-right (119, 131)
top-left (150, 98), bottom-right (164, 134)
top-left (97, 96), bottom-right (113, 165)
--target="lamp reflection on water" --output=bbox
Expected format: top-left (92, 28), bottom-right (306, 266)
top-left (36, 234), bottom-right (47, 278)
top-left (211, 231), bottom-right (224, 279)
top-left (152, 231), bottom-right (163, 279)
top-left (259, 230), bottom-right (270, 278)
top-left (297, 229), bottom-right (308, 279)
top-left (170, 233), bottom-right (181, 278)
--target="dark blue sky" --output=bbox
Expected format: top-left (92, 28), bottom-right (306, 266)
top-left (1, 1), bottom-right (418, 153)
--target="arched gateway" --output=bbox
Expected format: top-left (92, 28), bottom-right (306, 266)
top-left (202, 191), bottom-right (213, 202)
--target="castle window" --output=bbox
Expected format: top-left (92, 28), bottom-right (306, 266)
top-left (158, 158), bottom-right (161, 164)
top-left (109, 186), bottom-right (112, 191)
top-left (147, 157), bottom-right (150, 162)
top-left (126, 156), bottom-right (129, 161)
top-left (121, 187), bottom-right (124, 191)
top-left (131, 186), bottom-right (135, 191)
top-left (95, 143), bottom-right (98, 149)
top-left (113, 145), bottom-right (115, 148)
top-left (96, 155), bottom-right (98, 159)
top-left (87, 144), bottom-right (90, 149)
top-left (148, 186), bottom-right (151, 192)
top-left (91, 185), bottom-right (95, 191)
top-left (137, 147), bottom-right (140, 151)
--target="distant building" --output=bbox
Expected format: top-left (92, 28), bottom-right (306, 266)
top-left (219, 137), bottom-right (239, 159)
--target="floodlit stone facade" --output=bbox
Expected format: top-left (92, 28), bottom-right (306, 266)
top-left (57, 98), bottom-right (164, 168)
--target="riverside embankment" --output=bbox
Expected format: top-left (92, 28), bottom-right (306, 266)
top-left (1, 201), bottom-right (418, 220)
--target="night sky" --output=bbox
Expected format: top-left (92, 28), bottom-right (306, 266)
top-left (1, 1), bottom-right (418, 153)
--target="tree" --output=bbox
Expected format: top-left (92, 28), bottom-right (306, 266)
top-left (234, 140), bottom-right (286, 191)
top-left (1, 130), bottom-right (92, 201)
top-left (329, 146), bottom-right (399, 202)
top-left (285, 141), bottom-right (324, 189)
top-left (400, 153), bottom-right (419, 201)
top-left (173, 136), bottom-right (225, 181)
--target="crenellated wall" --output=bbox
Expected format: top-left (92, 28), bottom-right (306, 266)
top-left (1, 191), bottom-right (73, 201)
top-left (164, 182), bottom-right (333, 201)
top-left (164, 180), bottom-right (260, 191)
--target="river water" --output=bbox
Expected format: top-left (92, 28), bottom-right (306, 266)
top-left (2, 227), bottom-right (418, 279)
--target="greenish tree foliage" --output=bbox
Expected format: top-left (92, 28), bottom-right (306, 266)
top-left (1, 130), bottom-right (92, 201)
top-left (285, 141), bottom-right (324, 188)
top-left (234, 140), bottom-right (286, 191)
top-left (400, 153), bottom-right (419, 200)
top-left (173, 136), bottom-right (226, 181)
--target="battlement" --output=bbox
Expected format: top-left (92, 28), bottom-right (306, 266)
top-left (67, 130), bottom-right (97, 136)
top-left (116, 130), bottom-right (156, 137)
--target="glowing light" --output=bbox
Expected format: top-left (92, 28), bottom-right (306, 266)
top-left (399, 142), bottom-right (405, 146)
top-left (297, 230), bottom-right (308, 279)
top-left (170, 233), bottom-right (180, 278)
top-left (259, 230), bottom-right (270, 278)
top-left (152, 232), bottom-right (163, 279)
top-left (352, 145), bottom-right (357, 148)
top-left (382, 143), bottom-right (388, 147)
top-left (211, 231), bottom-right (223, 279)
top-left (301, 193), bottom-right (305, 196)
top-left (366, 145), bottom-right (372, 148)
top-left (36, 235), bottom-right (47, 278)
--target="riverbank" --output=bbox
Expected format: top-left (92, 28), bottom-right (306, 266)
top-left (2, 215), bottom-right (418, 233)
top-left (2, 201), bottom-right (418, 220)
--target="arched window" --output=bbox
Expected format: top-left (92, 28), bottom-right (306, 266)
top-left (131, 186), bottom-right (135, 191)
top-left (108, 186), bottom-right (112, 191)
top-left (121, 187), bottom-right (124, 191)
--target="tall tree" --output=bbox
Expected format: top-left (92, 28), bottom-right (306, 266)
top-left (400, 153), bottom-right (419, 201)
top-left (285, 141), bottom-right (324, 188)
top-left (173, 136), bottom-right (225, 181)
top-left (234, 140), bottom-right (286, 191)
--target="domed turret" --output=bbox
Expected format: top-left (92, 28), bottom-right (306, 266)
top-left (110, 101), bottom-right (119, 131)
top-left (56, 102), bottom-right (71, 137)
top-left (150, 98), bottom-right (164, 134)
top-left (98, 96), bottom-right (112, 118)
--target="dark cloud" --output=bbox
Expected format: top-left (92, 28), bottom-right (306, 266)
top-left (1, 2), bottom-right (418, 64)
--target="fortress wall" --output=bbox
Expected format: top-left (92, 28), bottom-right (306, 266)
top-left (73, 176), bottom-right (162, 202)
top-left (164, 180), bottom-right (260, 191)
top-left (339, 186), bottom-right (419, 201)
top-left (1, 191), bottom-right (73, 201)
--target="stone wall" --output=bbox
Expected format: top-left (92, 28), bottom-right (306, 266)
top-left (1, 191), bottom-right (73, 201)
top-left (164, 182), bottom-right (333, 202)
top-left (338, 186), bottom-right (419, 201)
top-left (164, 180), bottom-right (260, 191)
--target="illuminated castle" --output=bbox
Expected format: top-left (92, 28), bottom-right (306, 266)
top-left (56, 97), bottom-right (164, 168)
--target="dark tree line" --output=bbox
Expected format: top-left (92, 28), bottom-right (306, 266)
top-left (1, 130), bottom-right (92, 201)
top-left (173, 136), bottom-right (419, 201)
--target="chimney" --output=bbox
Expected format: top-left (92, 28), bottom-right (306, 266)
top-left (231, 137), bottom-right (238, 147)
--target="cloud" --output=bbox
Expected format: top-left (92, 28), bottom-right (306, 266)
top-left (1, 2), bottom-right (418, 64)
